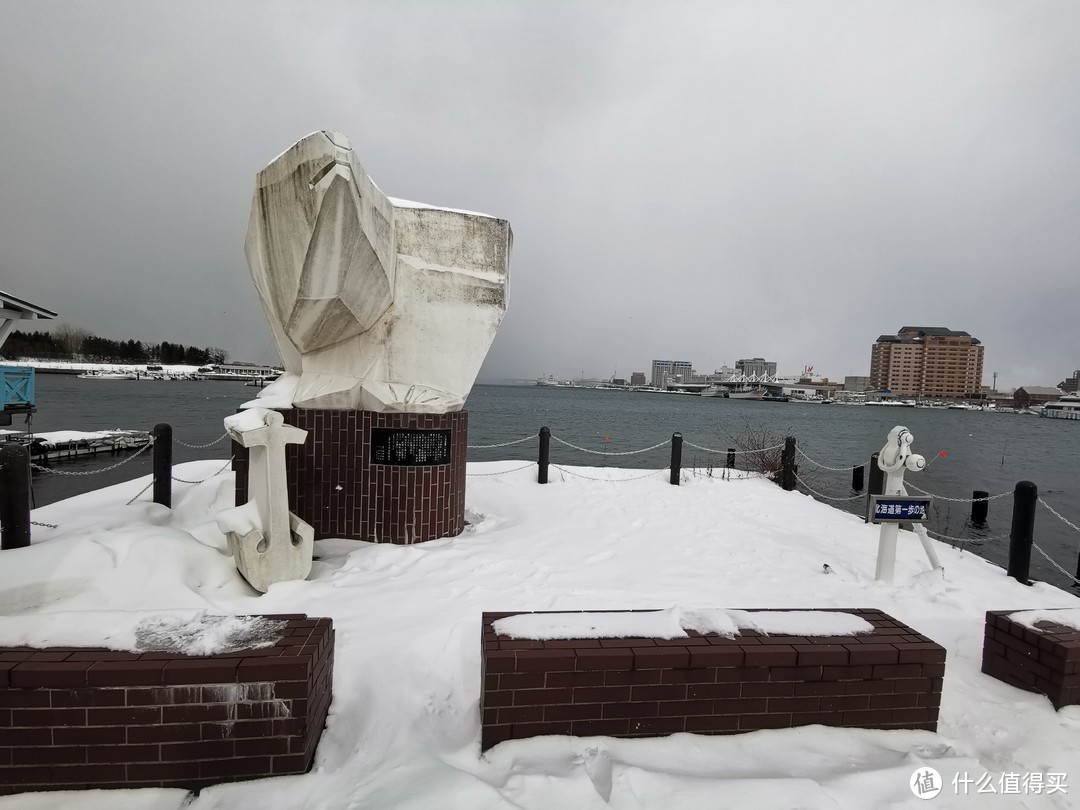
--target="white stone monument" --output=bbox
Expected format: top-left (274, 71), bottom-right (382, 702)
top-left (244, 130), bottom-right (512, 413)
top-left (216, 408), bottom-right (314, 592)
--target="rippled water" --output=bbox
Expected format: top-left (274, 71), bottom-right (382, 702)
top-left (23, 375), bottom-right (1080, 593)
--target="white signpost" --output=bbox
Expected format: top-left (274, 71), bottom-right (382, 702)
top-left (873, 426), bottom-right (942, 583)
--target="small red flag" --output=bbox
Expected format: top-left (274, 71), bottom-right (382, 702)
top-left (939, 450), bottom-right (947, 458)
top-left (605, 435), bottom-right (610, 442)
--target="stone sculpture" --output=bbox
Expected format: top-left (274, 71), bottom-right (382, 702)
top-left (217, 408), bottom-right (314, 592)
top-left (244, 130), bottom-right (512, 413)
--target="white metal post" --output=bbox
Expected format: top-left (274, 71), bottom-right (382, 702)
top-left (874, 425), bottom-right (937, 582)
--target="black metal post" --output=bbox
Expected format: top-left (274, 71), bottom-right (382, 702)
top-left (866, 452), bottom-right (885, 522)
top-left (1007, 480), bottom-right (1037, 585)
top-left (780, 437), bottom-right (796, 491)
top-left (971, 490), bottom-right (989, 524)
top-left (537, 426), bottom-right (550, 484)
top-left (726, 448), bottom-right (736, 469)
top-left (153, 423), bottom-right (172, 508)
top-left (0, 443), bottom-right (31, 550)
top-left (670, 433), bottom-right (682, 485)
top-left (851, 464), bottom-right (865, 492)
top-left (868, 453), bottom-right (884, 495)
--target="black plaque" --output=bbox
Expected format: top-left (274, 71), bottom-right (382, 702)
top-left (370, 428), bottom-right (452, 466)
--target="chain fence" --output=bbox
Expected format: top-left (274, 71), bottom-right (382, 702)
top-left (29, 438), bottom-right (156, 476)
top-left (171, 457), bottom-right (235, 485)
top-left (1032, 543), bottom-right (1080, 586)
top-left (792, 471), bottom-right (866, 502)
top-left (923, 526), bottom-right (1011, 546)
top-left (550, 464), bottom-right (669, 483)
top-left (905, 483), bottom-right (1013, 504)
top-left (466, 462), bottom-right (537, 477)
top-left (1038, 497), bottom-right (1080, 535)
top-left (550, 434), bottom-right (671, 456)
top-left (174, 432), bottom-right (230, 449)
top-left (793, 446), bottom-right (862, 472)
top-left (467, 434), bottom-right (538, 449)
top-left (682, 440), bottom-right (786, 455)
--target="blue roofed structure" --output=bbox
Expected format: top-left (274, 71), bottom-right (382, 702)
top-left (0, 291), bottom-right (57, 424)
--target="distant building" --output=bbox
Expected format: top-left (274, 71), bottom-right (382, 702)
top-left (735, 358), bottom-right (776, 377)
top-left (651, 359), bottom-right (693, 388)
top-left (630, 372), bottom-right (646, 387)
top-left (1013, 386), bottom-right (1063, 410)
top-left (1057, 370), bottom-right (1079, 394)
top-left (869, 327), bottom-right (984, 398)
top-left (843, 375), bottom-right (871, 392)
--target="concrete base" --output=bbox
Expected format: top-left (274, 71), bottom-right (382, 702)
top-left (234, 409), bottom-right (467, 544)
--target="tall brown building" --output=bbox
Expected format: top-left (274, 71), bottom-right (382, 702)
top-left (870, 327), bottom-right (984, 398)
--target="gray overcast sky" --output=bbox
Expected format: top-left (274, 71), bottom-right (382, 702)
top-left (2, 1), bottom-right (1077, 390)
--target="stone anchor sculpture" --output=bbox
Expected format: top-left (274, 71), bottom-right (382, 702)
top-left (244, 129), bottom-right (511, 412)
top-left (216, 408), bottom-right (314, 592)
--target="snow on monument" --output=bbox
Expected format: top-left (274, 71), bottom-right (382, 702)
top-left (244, 130), bottom-right (511, 412)
top-left (232, 131), bottom-right (512, 549)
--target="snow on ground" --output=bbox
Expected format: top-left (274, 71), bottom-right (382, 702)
top-left (4, 461), bottom-right (1080, 809)
top-left (0, 360), bottom-right (203, 376)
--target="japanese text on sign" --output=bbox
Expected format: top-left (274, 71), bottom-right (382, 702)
top-left (869, 495), bottom-right (931, 524)
top-left (370, 428), bottom-right (452, 466)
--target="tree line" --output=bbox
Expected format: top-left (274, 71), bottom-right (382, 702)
top-left (2, 326), bottom-right (229, 366)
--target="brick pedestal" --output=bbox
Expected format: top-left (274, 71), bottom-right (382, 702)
top-left (0, 615), bottom-right (333, 794)
top-left (982, 610), bottom-right (1080, 708)
top-left (481, 609), bottom-right (945, 750)
top-left (234, 409), bottom-right (468, 544)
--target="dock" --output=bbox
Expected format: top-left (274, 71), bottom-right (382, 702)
top-left (0, 429), bottom-right (152, 464)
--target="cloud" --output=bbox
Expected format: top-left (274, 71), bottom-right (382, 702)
top-left (1, 0), bottom-right (1077, 389)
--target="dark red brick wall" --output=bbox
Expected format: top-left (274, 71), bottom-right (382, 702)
top-left (982, 610), bottom-right (1080, 709)
top-left (481, 609), bottom-right (944, 750)
top-left (234, 409), bottom-right (467, 544)
top-left (0, 615), bottom-right (333, 794)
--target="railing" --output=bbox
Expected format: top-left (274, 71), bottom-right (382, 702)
top-left (7, 422), bottom-right (1080, 593)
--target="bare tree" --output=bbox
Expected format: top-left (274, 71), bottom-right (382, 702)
top-left (53, 324), bottom-right (91, 359)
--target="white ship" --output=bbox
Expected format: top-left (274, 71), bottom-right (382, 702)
top-left (1041, 394), bottom-right (1080, 421)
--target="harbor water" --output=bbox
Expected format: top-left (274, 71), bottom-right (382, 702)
top-left (22, 374), bottom-right (1080, 593)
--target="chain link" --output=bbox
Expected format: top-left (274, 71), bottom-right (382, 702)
top-left (550, 464), bottom-right (668, 482)
top-left (125, 479), bottom-right (155, 506)
top-left (467, 434), bottom-right (538, 449)
top-left (794, 447), bottom-right (861, 472)
top-left (792, 472), bottom-right (866, 502)
top-left (906, 483), bottom-right (1012, 503)
top-left (172, 457), bottom-right (235, 484)
top-left (466, 462), bottom-right (538, 477)
top-left (29, 439), bottom-right (155, 476)
top-left (30, 520), bottom-right (58, 529)
top-left (174, 432), bottom-right (230, 449)
top-left (1031, 543), bottom-right (1080, 585)
top-left (550, 435), bottom-right (671, 456)
top-left (682, 440), bottom-right (786, 455)
top-left (1038, 497), bottom-right (1080, 534)
top-left (923, 527), bottom-right (1011, 545)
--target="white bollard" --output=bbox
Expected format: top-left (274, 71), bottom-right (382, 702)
top-left (216, 408), bottom-right (314, 593)
top-left (873, 425), bottom-right (940, 582)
